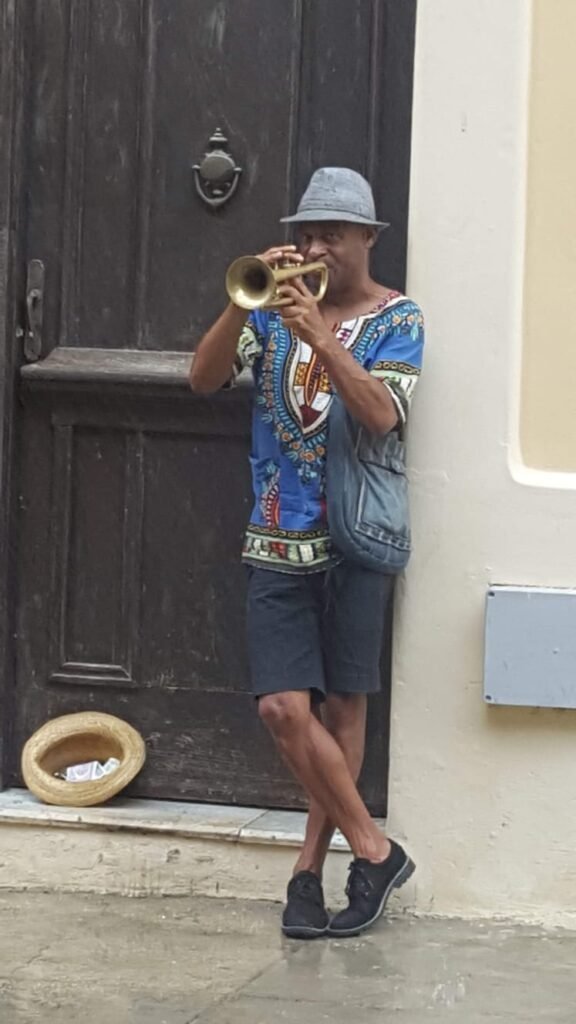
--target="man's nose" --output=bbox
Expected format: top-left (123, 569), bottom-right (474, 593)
top-left (305, 239), bottom-right (327, 261)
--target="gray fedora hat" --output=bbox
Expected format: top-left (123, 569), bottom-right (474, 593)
top-left (281, 167), bottom-right (389, 229)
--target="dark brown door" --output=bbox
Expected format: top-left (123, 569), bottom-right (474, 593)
top-left (3, 0), bottom-right (416, 811)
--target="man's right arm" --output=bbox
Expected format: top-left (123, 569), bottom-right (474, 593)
top-left (189, 303), bottom-right (248, 395)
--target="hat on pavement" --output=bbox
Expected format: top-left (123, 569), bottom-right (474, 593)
top-left (281, 167), bottom-right (389, 229)
top-left (21, 711), bottom-right (146, 807)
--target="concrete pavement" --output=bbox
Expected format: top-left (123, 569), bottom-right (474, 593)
top-left (0, 892), bottom-right (574, 1023)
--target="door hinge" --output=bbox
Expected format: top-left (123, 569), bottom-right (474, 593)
top-left (24, 259), bottom-right (45, 362)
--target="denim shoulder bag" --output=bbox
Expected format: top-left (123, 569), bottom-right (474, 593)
top-left (325, 394), bottom-right (411, 574)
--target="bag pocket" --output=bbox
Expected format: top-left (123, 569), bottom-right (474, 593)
top-left (354, 430), bottom-right (411, 549)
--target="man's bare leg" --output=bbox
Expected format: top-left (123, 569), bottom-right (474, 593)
top-left (259, 691), bottom-right (390, 864)
top-left (294, 694), bottom-right (368, 876)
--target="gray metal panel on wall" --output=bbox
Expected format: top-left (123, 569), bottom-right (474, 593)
top-left (484, 585), bottom-right (576, 708)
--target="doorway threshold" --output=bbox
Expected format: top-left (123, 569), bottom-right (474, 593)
top-left (0, 790), bottom-right (390, 906)
top-left (0, 789), bottom-right (355, 847)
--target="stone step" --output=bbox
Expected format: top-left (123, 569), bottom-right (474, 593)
top-left (0, 790), bottom-right (387, 906)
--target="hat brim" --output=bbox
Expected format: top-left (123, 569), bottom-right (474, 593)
top-left (280, 209), bottom-right (389, 229)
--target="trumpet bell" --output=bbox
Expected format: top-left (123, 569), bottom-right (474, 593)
top-left (226, 257), bottom-right (277, 311)
top-left (225, 255), bottom-right (329, 311)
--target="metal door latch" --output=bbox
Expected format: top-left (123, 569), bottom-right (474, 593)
top-left (24, 259), bottom-right (45, 362)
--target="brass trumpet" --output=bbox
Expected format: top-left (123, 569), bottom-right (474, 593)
top-left (226, 255), bottom-right (329, 311)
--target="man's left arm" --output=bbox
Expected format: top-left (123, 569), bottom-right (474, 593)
top-left (278, 280), bottom-right (423, 435)
top-left (308, 335), bottom-right (400, 434)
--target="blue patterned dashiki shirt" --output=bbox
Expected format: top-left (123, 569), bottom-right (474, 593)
top-left (233, 291), bottom-right (424, 574)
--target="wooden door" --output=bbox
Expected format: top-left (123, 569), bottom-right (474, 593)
top-left (1, 0), bottom-right (417, 811)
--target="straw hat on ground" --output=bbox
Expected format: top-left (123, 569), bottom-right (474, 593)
top-left (21, 711), bottom-right (146, 807)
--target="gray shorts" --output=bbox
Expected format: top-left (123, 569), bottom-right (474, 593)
top-left (246, 562), bottom-right (394, 700)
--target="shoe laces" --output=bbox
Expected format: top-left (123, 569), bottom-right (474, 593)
top-left (345, 861), bottom-right (374, 901)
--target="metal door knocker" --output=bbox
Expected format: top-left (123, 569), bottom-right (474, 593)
top-left (192, 128), bottom-right (242, 209)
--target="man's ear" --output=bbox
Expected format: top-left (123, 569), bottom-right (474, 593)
top-left (364, 227), bottom-right (378, 250)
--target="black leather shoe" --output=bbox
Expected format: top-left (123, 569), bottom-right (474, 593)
top-left (328, 840), bottom-right (415, 938)
top-left (282, 871), bottom-right (329, 939)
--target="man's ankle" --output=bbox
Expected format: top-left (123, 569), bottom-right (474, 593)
top-left (354, 836), bottom-right (391, 864)
top-left (293, 858), bottom-right (324, 878)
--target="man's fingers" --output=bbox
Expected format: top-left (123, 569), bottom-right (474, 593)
top-left (276, 287), bottom-right (307, 309)
top-left (279, 303), bottom-right (303, 319)
top-left (290, 275), bottom-right (313, 297)
top-left (259, 245), bottom-right (304, 266)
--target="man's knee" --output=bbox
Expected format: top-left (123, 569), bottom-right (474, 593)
top-left (324, 693), bottom-right (367, 740)
top-left (258, 692), bottom-right (310, 737)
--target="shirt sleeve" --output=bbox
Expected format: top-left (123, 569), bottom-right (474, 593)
top-left (229, 311), bottom-right (267, 384)
top-left (364, 301), bottom-right (424, 427)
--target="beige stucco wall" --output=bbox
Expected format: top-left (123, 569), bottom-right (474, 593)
top-left (521, 0), bottom-right (576, 471)
top-left (389, 0), bottom-right (576, 927)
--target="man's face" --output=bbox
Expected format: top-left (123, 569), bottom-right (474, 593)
top-left (296, 222), bottom-right (376, 294)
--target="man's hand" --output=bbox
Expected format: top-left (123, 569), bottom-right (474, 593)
top-left (277, 276), bottom-right (332, 350)
top-left (257, 244), bottom-right (304, 268)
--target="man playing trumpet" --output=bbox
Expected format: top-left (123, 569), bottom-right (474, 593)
top-left (190, 167), bottom-right (424, 938)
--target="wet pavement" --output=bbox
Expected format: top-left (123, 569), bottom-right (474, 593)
top-left (0, 892), bottom-right (574, 1022)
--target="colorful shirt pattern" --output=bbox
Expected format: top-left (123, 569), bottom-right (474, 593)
top-left (233, 293), bottom-right (424, 573)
